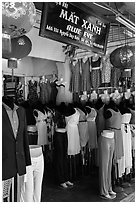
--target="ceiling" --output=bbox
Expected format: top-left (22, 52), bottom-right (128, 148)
top-left (34, 2), bottom-right (135, 24)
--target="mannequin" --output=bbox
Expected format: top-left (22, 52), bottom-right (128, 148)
top-left (104, 100), bottom-right (124, 164)
top-left (53, 103), bottom-right (73, 188)
top-left (100, 89), bottom-right (110, 104)
top-left (2, 96), bottom-right (31, 201)
top-left (118, 101), bottom-right (132, 178)
top-left (33, 101), bottom-right (48, 146)
top-left (80, 91), bottom-right (88, 105)
top-left (86, 106), bottom-right (98, 149)
top-left (2, 96), bottom-right (31, 181)
top-left (56, 77), bottom-right (66, 105)
top-left (20, 144), bottom-right (44, 202)
top-left (65, 104), bottom-right (80, 156)
top-left (89, 90), bottom-right (98, 103)
top-left (124, 89), bottom-right (131, 99)
top-left (77, 105), bottom-right (89, 148)
top-left (98, 130), bottom-right (116, 199)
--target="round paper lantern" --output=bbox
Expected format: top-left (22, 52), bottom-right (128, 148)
top-left (2, 2), bottom-right (36, 38)
top-left (2, 35), bottom-right (32, 59)
top-left (110, 46), bottom-right (135, 69)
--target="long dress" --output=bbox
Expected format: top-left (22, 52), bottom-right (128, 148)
top-left (39, 81), bottom-right (51, 105)
top-left (69, 60), bottom-right (81, 93)
top-left (27, 80), bottom-right (38, 104)
top-left (81, 58), bottom-right (91, 92)
top-left (65, 108), bottom-right (80, 155)
top-left (77, 108), bottom-right (89, 147)
top-left (34, 109), bottom-right (48, 145)
top-left (90, 57), bottom-right (102, 89)
top-left (86, 107), bottom-right (98, 149)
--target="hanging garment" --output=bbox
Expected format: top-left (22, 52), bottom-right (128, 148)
top-left (56, 84), bottom-right (66, 105)
top-left (110, 67), bottom-right (122, 87)
top-left (86, 107), bottom-right (98, 149)
top-left (27, 80), bottom-right (38, 104)
top-left (2, 104), bottom-right (31, 180)
top-left (65, 108), bottom-right (80, 155)
top-left (81, 58), bottom-right (91, 92)
top-left (50, 79), bottom-right (58, 105)
top-left (101, 56), bottom-right (112, 84)
top-left (90, 57), bottom-right (102, 89)
top-left (20, 146), bottom-right (44, 202)
top-left (120, 113), bottom-right (132, 176)
top-left (105, 109), bottom-right (124, 162)
top-left (34, 109), bottom-right (48, 145)
top-left (39, 81), bottom-right (51, 105)
top-left (69, 60), bottom-right (81, 93)
top-left (77, 108), bottom-right (89, 147)
top-left (98, 130), bottom-right (115, 196)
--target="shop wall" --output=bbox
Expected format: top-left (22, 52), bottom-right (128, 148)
top-left (2, 57), bottom-right (34, 76)
top-left (2, 57), bottom-right (58, 77)
top-left (26, 27), bottom-right (66, 62)
top-left (32, 57), bottom-right (57, 77)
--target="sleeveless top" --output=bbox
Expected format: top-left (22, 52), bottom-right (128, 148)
top-left (105, 109), bottom-right (122, 130)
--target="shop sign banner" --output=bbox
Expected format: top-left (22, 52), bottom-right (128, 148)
top-left (39, 2), bottom-right (110, 54)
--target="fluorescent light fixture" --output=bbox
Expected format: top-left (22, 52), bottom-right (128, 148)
top-left (116, 15), bottom-right (135, 33)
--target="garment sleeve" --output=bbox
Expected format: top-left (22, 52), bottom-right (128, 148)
top-left (22, 107), bottom-right (31, 166)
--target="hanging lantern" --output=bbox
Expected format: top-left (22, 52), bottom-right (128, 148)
top-left (2, 2), bottom-right (36, 38)
top-left (110, 46), bottom-right (135, 69)
top-left (2, 35), bottom-right (32, 59)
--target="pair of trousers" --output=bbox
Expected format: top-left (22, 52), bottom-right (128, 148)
top-left (98, 136), bottom-right (114, 195)
top-left (53, 131), bottom-right (69, 184)
top-left (20, 152), bottom-right (44, 202)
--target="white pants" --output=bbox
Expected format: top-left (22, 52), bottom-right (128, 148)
top-left (20, 148), bottom-right (44, 202)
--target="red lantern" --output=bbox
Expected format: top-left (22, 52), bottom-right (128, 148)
top-left (2, 2), bottom-right (36, 38)
top-left (110, 46), bottom-right (135, 69)
top-left (2, 35), bottom-right (32, 59)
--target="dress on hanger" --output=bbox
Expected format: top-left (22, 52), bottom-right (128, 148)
top-left (90, 56), bottom-right (102, 89)
top-left (101, 55), bottom-right (112, 84)
top-left (77, 108), bottom-right (89, 147)
top-left (34, 109), bottom-right (48, 145)
top-left (65, 108), bottom-right (80, 155)
top-left (39, 80), bottom-right (51, 105)
top-left (27, 80), bottom-right (38, 104)
top-left (50, 79), bottom-right (58, 105)
top-left (111, 67), bottom-right (122, 87)
top-left (81, 58), bottom-right (91, 92)
top-left (69, 59), bottom-right (81, 93)
top-left (86, 107), bottom-right (98, 149)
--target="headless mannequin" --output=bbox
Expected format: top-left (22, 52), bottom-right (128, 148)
top-left (104, 100), bottom-right (119, 120)
top-left (2, 96), bottom-right (14, 110)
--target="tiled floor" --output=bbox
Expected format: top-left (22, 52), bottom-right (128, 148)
top-left (41, 165), bottom-right (135, 202)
